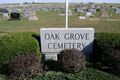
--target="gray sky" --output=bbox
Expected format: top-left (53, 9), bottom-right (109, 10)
top-left (0, 0), bottom-right (119, 4)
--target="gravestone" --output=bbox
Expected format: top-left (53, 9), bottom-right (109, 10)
top-left (53, 8), bottom-right (59, 12)
top-left (28, 12), bottom-right (37, 20)
top-left (100, 12), bottom-right (109, 17)
top-left (101, 6), bottom-right (105, 10)
top-left (106, 6), bottom-right (110, 9)
top-left (23, 10), bottom-right (30, 17)
top-left (3, 9), bottom-right (10, 15)
top-left (68, 9), bottom-right (72, 16)
top-left (12, 8), bottom-right (18, 13)
top-left (31, 7), bottom-right (36, 12)
top-left (89, 8), bottom-right (96, 13)
top-left (116, 7), bottom-right (120, 13)
top-left (79, 16), bottom-right (85, 20)
top-left (2, 13), bottom-right (9, 18)
top-left (42, 8), bottom-right (48, 12)
top-left (96, 9), bottom-right (101, 12)
top-left (75, 8), bottom-right (84, 13)
top-left (40, 28), bottom-right (95, 61)
top-left (9, 13), bottom-right (22, 20)
top-left (2, 9), bottom-right (10, 18)
top-left (58, 14), bottom-right (65, 16)
top-left (0, 8), bottom-right (4, 13)
top-left (17, 9), bottom-right (22, 12)
top-left (85, 12), bottom-right (92, 17)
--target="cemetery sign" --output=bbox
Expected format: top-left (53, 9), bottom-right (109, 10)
top-left (40, 28), bottom-right (94, 55)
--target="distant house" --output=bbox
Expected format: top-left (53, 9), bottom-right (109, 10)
top-left (100, 12), bottom-right (109, 17)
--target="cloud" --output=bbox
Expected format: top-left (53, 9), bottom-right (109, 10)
top-left (35, 0), bottom-right (38, 2)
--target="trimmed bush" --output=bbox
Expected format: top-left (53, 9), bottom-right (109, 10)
top-left (0, 74), bottom-right (4, 80)
top-left (7, 54), bottom-right (44, 80)
top-left (58, 49), bottom-right (86, 73)
top-left (32, 68), bottom-right (119, 80)
top-left (91, 33), bottom-right (120, 67)
top-left (107, 50), bottom-right (120, 77)
top-left (0, 32), bottom-right (41, 73)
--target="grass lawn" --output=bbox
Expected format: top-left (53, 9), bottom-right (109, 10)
top-left (0, 5), bottom-right (120, 37)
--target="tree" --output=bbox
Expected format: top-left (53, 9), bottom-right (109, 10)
top-left (23, 2), bottom-right (28, 4)
top-left (81, 2), bottom-right (84, 4)
top-left (89, 2), bottom-right (93, 4)
top-left (32, 2), bottom-right (35, 4)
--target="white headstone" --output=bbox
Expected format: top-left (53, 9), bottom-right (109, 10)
top-left (28, 12), bottom-right (37, 20)
top-left (58, 14), bottom-right (65, 16)
top-left (85, 12), bottom-right (92, 17)
top-left (2, 13), bottom-right (9, 18)
top-left (79, 16), bottom-right (85, 20)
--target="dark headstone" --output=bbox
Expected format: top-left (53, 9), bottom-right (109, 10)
top-left (0, 8), bottom-right (4, 13)
top-left (96, 9), bottom-right (101, 12)
top-left (3, 9), bottom-right (10, 15)
top-left (9, 13), bottom-right (22, 20)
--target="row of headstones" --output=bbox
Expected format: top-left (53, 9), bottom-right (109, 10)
top-left (1, 4), bottom-right (119, 10)
top-left (0, 10), bottom-right (37, 20)
top-left (79, 12), bottom-right (110, 20)
top-left (0, 9), bottom-right (114, 20)
top-left (1, 4), bottom-right (119, 14)
top-left (1, 4), bottom-right (120, 19)
top-left (9, 12), bottom-right (37, 20)
top-left (0, 7), bottom-right (38, 20)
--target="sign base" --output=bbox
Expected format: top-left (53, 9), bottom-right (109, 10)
top-left (45, 53), bottom-right (58, 60)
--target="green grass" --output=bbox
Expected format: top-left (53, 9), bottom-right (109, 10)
top-left (0, 5), bottom-right (120, 37)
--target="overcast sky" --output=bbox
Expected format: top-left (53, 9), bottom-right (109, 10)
top-left (0, 0), bottom-right (119, 4)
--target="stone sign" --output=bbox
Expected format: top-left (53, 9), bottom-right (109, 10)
top-left (40, 28), bottom-right (95, 61)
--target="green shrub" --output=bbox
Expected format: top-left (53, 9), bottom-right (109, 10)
top-left (31, 71), bottom-right (67, 80)
top-left (58, 49), bottom-right (86, 73)
top-left (7, 54), bottom-right (44, 80)
top-left (32, 68), bottom-right (119, 80)
top-left (91, 33), bottom-right (120, 67)
top-left (107, 50), bottom-right (120, 77)
top-left (0, 32), bottom-right (41, 73)
top-left (67, 68), bottom-right (119, 80)
top-left (0, 74), bottom-right (4, 80)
